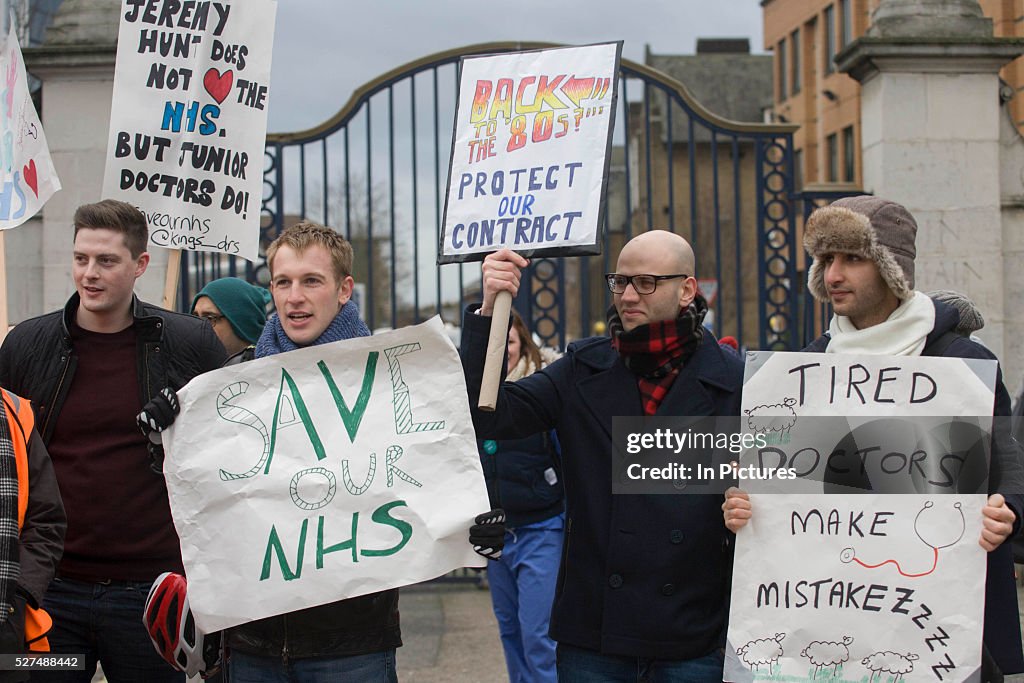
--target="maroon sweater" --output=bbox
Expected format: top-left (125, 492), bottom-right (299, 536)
top-left (47, 321), bottom-right (184, 581)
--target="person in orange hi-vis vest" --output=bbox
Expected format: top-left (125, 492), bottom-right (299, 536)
top-left (0, 387), bottom-right (65, 681)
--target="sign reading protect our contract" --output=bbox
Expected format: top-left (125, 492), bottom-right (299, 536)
top-left (438, 42), bottom-right (621, 263)
top-left (102, 0), bottom-right (277, 261)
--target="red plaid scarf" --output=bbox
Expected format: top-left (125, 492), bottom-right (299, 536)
top-left (608, 295), bottom-right (708, 415)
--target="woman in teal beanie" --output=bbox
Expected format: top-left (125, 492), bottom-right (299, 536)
top-left (191, 277), bottom-right (271, 365)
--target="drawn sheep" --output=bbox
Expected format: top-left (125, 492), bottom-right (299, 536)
top-left (743, 397), bottom-right (798, 437)
top-left (736, 633), bottom-right (786, 675)
top-left (801, 636), bottom-right (854, 678)
top-left (862, 651), bottom-right (919, 682)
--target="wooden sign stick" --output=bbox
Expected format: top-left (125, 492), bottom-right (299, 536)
top-left (478, 289), bottom-right (512, 412)
top-left (162, 249), bottom-right (182, 310)
top-left (0, 232), bottom-right (8, 343)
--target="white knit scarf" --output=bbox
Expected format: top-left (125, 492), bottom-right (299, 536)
top-left (826, 291), bottom-right (935, 357)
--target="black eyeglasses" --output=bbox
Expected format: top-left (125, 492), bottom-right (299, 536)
top-left (197, 313), bottom-right (225, 325)
top-left (605, 273), bottom-right (689, 295)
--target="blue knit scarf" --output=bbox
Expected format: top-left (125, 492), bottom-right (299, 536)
top-left (255, 300), bottom-right (370, 358)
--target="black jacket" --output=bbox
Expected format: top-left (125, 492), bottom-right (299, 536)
top-left (805, 298), bottom-right (1024, 674)
top-left (225, 591), bottom-right (402, 659)
top-left (480, 430), bottom-right (564, 528)
top-left (0, 293), bottom-right (227, 444)
top-left (463, 306), bottom-right (742, 659)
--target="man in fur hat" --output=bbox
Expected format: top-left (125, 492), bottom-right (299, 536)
top-left (724, 195), bottom-right (1024, 679)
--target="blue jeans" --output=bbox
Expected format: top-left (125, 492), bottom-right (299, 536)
top-left (488, 516), bottom-right (562, 683)
top-left (227, 649), bottom-right (397, 683)
top-left (31, 576), bottom-right (183, 683)
top-left (556, 643), bottom-right (724, 683)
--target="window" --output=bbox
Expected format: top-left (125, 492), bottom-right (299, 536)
top-left (778, 39), bottom-right (788, 102)
top-left (827, 133), bottom-right (838, 182)
top-left (840, 0), bottom-right (853, 47)
top-left (842, 126), bottom-right (855, 182)
top-left (791, 29), bottom-right (801, 95)
top-left (824, 5), bottom-right (836, 75)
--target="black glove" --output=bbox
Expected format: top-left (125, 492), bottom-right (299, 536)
top-left (469, 509), bottom-right (506, 560)
top-left (137, 388), bottom-right (180, 474)
top-left (137, 387), bottom-right (180, 439)
top-left (147, 442), bottom-right (167, 475)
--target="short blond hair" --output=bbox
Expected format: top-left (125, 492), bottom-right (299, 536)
top-left (266, 221), bottom-right (354, 284)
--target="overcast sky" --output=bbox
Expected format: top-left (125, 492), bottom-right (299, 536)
top-left (265, 1), bottom-right (765, 133)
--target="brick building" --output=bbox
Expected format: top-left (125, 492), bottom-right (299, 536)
top-left (763, 0), bottom-right (1024, 189)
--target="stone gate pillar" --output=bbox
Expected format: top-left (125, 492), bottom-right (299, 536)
top-left (837, 0), bottom-right (1024, 385)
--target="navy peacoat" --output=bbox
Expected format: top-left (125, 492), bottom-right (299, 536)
top-left (461, 307), bottom-right (744, 660)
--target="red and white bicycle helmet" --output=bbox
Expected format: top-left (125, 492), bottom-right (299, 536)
top-left (144, 572), bottom-right (222, 678)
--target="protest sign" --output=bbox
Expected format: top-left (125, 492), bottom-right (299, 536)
top-left (0, 22), bottom-right (59, 229)
top-left (163, 317), bottom-right (490, 632)
top-left (438, 42), bottom-right (621, 263)
top-left (727, 495), bottom-right (984, 682)
top-left (738, 351), bottom-right (997, 495)
top-left (724, 351), bottom-right (998, 683)
top-left (0, 21), bottom-right (61, 339)
top-left (102, 0), bottom-right (276, 261)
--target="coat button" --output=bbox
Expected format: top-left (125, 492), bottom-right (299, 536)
top-left (670, 530), bottom-right (684, 544)
top-left (661, 583), bottom-right (675, 596)
top-left (608, 574), bottom-right (623, 589)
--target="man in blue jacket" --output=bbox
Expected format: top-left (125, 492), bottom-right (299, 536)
top-left (724, 195), bottom-right (1024, 681)
top-left (462, 230), bottom-right (743, 683)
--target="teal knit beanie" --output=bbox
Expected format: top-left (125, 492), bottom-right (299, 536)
top-left (191, 278), bottom-right (271, 344)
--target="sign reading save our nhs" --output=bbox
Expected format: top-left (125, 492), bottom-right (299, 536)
top-left (163, 319), bottom-right (490, 632)
top-left (438, 42), bottom-right (621, 263)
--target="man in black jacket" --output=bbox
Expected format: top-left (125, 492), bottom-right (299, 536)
top-left (724, 195), bottom-right (1024, 681)
top-left (464, 232), bottom-right (743, 682)
top-left (0, 199), bottom-right (226, 682)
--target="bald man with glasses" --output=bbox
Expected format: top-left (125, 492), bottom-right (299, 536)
top-left (460, 230), bottom-right (743, 683)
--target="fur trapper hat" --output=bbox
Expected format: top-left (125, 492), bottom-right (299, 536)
top-left (804, 195), bottom-right (917, 303)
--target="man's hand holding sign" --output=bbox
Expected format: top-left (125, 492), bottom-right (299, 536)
top-left (478, 250), bottom-right (529, 409)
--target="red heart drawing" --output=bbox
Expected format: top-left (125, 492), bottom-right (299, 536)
top-left (22, 159), bottom-right (37, 197)
top-left (203, 68), bottom-right (233, 104)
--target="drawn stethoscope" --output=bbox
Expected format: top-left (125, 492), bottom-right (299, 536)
top-left (839, 501), bottom-right (965, 578)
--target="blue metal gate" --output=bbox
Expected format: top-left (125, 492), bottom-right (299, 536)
top-left (180, 42), bottom-right (810, 351)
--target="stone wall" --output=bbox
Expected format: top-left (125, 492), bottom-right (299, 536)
top-left (999, 98), bottom-right (1024, 396)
